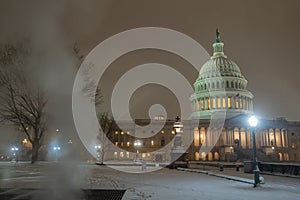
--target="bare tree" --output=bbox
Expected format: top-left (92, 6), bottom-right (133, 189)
top-left (0, 43), bottom-right (47, 164)
top-left (96, 113), bottom-right (115, 165)
top-left (72, 43), bottom-right (103, 106)
top-left (74, 42), bottom-right (111, 164)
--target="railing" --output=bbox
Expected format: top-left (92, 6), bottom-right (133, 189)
top-left (259, 162), bottom-right (300, 176)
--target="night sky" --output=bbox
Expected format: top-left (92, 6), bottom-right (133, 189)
top-left (1, 0), bottom-right (300, 144)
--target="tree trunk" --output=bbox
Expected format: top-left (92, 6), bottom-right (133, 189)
top-left (31, 140), bottom-right (40, 164)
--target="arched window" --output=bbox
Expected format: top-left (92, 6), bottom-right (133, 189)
top-left (212, 98), bottom-right (216, 109)
top-left (231, 81), bottom-right (234, 88)
top-left (204, 84), bottom-right (207, 90)
top-left (228, 97), bottom-right (232, 108)
top-left (235, 82), bottom-right (238, 88)
top-left (201, 152), bottom-right (206, 161)
top-left (212, 82), bottom-right (215, 89)
top-left (217, 82), bottom-right (220, 89)
top-left (222, 97), bottom-right (226, 108)
top-left (217, 97), bottom-right (221, 108)
top-left (195, 152), bottom-right (200, 161)
top-left (214, 152), bottom-right (219, 161)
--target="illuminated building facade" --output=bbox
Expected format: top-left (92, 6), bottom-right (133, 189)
top-left (104, 31), bottom-right (300, 163)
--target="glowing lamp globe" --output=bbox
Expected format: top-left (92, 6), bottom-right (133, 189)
top-left (248, 116), bottom-right (258, 127)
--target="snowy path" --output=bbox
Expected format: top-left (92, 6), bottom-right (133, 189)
top-left (0, 162), bottom-right (299, 200)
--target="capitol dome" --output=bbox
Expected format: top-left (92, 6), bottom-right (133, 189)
top-left (190, 30), bottom-right (254, 119)
top-left (199, 57), bottom-right (244, 79)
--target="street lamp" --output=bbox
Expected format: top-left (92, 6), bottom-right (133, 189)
top-left (248, 115), bottom-right (260, 187)
top-left (53, 146), bottom-right (61, 161)
top-left (94, 145), bottom-right (101, 161)
top-left (134, 140), bottom-right (142, 162)
top-left (11, 147), bottom-right (19, 162)
top-left (173, 116), bottom-right (183, 134)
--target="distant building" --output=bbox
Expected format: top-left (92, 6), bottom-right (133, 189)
top-left (103, 31), bottom-right (300, 163)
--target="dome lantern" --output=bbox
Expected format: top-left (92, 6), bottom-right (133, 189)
top-left (212, 29), bottom-right (226, 58)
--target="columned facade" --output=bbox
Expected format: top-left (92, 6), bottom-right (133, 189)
top-left (101, 30), bottom-right (300, 163)
top-left (189, 30), bottom-right (292, 162)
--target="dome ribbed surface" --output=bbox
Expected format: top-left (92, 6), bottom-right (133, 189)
top-left (198, 56), bottom-right (244, 80)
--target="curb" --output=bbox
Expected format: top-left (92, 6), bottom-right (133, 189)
top-left (177, 168), bottom-right (254, 185)
top-left (260, 171), bottom-right (300, 179)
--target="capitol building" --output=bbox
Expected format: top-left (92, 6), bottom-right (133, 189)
top-left (102, 31), bottom-right (300, 163)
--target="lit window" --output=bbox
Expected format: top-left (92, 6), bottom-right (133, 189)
top-left (154, 115), bottom-right (165, 120)
top-left (22, 139), bottom-right (28, 144)
top-left (161, 130), bottom-right (165, 134)
top-left (228, 97), bottom-right (231, 108)
top-left (194, 130), bottom-right (200, 146)
top-left (126, 152), bottom-right (130, 158)
top-left (235, 98), bottom-right (239, 108)
top-left (115, 142), bottom-right (118, 146)
top-left (115, 131), bottom-right (118, 134)
top-left (127, 131), bottom-right (130, 135)
top-left (217, 97), bottom-right (221, 108)
top-left (222, 98), bottom-right (226, 108)
top-left (212, 98), bottom-right (216, 109)
top-left (240, 98), bottom-right (243, 109)
top-left (126, 142), bottom-right (130, 147)
top-left (121, 131), bottom-right (124, 135)
top-left (120, 152), bottom-right (124, 158)
top-left (195, 152), bottom-right (200, 161)
top-left (171, 130), bottom-right (175, 135)
top-left (151, 140), bottom-right (154, 146)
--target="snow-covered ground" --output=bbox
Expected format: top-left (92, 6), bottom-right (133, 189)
top-left (0, 161), bottom-right (299, 200)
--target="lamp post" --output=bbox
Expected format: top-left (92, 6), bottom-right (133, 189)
top-left (134, 140), bottom-right (142, 162)
top-left (248, 115), bottom-right (260, 187)
top-left (173, 116), bottom-right (183, 134)
top-left (170, 116), bottom-right (186, 167)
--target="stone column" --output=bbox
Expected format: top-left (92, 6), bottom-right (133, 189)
top-left (284, 130), bottom-right (288, 147)
top-left (238, 128), bottom-right (241, 148)
top-left (267, 129), bottom-right (270, 146)
top-left (205, 127), bottom-right (208, 147)
top-left (262, 129), bottom-right (265, 146)
top-left (245, 128), bottom-right (248, 148)
top-left (280, 129), bottom-right (283, 147)
top-left (226, 128), bottom-right (229, 145)
top-left (272, 128), bottom-right (276, 146)
top-left (279, 129), bottom-right (283, 147)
